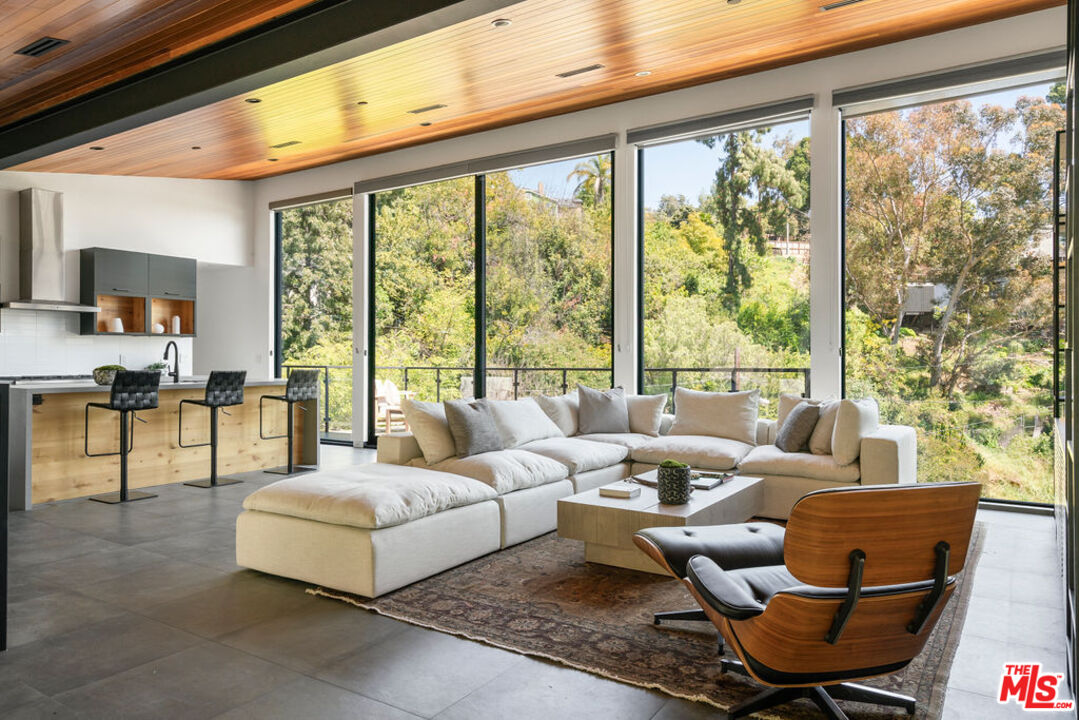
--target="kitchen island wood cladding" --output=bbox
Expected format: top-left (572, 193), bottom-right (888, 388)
top-left (24, 383), bottom-right (314, 505)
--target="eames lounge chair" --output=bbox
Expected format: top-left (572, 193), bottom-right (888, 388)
top-left (634, 482), bottom-right (980, 720)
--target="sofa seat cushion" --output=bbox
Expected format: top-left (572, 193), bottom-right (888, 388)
top-left (241, 464), bottom-right (497, 530)
top-left (738, 444), bottom-right (861, 483)
top-left (631, 435), bottom-right (754, 471)
top-left (425, 449), bottom-right (569, 494)
top-left (575, 432), bottom-right (655, 451)
top-left (519, 437), bottom-right (629, 474)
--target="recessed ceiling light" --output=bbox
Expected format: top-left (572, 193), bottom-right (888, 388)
top-left (635, 71), bottom-right (652, 77)
top-left (821, 0), bottom-right (865, 8)
top-left (491, 18), bottom-right (511, 28)
top-left (420, 122), bottom-right (432, 127)
top-left (245, 98), bottom-right (262, 104)
top-left (89, 146), bottom-right (104, 151)
top-left (556, 64), bottom-right (604, 79)
top-left (191, 146), bottom-right (201, 150)
top-left (270, 140), bottom-right (302, 149)
top-left (268, 158), bottom-right (279, 162)
top-left (727, 0), bottom-right (741, 4)
top-left (356, 101), bottom-right (368, 106)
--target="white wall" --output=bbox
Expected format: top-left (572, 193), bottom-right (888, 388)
top-left (0, 171), bottom-right (253, 378)
top-left (173, 9), bottom-right (1073, 441)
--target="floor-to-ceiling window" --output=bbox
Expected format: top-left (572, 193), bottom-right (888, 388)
top-left (371, 178), bottom-right (476, 433)
top-left (276, 196), bottom-right (354, 441)
top-left (639, 119), bottom-right (811, 415)
top-left (843, 80), bottom-right (1065, 502)
top-left (485, 156), bottom-right (613, 398)
top-left (368, 149), bottom-right (615, 440)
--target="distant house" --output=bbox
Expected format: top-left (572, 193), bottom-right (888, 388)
top-left (524, 182), bottom-right (582, 217)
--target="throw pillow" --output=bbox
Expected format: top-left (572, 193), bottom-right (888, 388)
top-left (777, 392), bottom-right (823, 428)
top-left (536, 391), bottom-right (579, 436)
top-left (775, 401), bottom-right (820, 453)
top-left (809, 400), bottom-right (840, 456)
top-left (444, 399), bottom-right (504, 457)
top-left (577, 385), bottom-right (631, 434)
top-left (487, 397), bottom-right (565, 447)
top-left (831, 398), bottom-right (880, 465)
top-left (626, 394), bottom-right (667, 436)
top-left (669, 387), bottom-right (760, 445)
top-left (401, 398), bottom-right (456, 465)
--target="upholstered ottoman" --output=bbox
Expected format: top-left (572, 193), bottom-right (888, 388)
top-left (236, 463), bottom-right (502, 597)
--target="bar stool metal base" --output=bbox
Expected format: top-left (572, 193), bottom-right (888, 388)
top-left (264, 464), bottom-right (317, 476)
top-left (183, 477), bottom-right (243, 488)
top-left (89, 490), bottom-right (158, 504)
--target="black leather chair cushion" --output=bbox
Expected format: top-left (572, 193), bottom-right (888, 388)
top-left (687, 555), bottom-right (799, 620)
top-left (109, 370), bottom-right (161, 411)
top-left (203, 371), bottom-right (246, 407)
top-left (285, 369), bottom-right (321, 402)
top-left (636, 522), bottom-right (785, 579)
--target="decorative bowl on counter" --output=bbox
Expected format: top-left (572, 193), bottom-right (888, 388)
top-left (93, 365), bottom-right (126, 386)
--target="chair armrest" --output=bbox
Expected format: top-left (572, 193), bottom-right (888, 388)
top-left (659, 413), bottom-right (675, 436)
top-left (859, 424), bottom-right (917, 485)
top-left (756, 419), bottom-right (776, 446)
top-left (686, 556), bottom-right (766, 621)
top-left (376, 433), bottom-right (423, 465)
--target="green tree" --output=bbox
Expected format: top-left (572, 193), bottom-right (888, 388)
top-left (567, 155), bottom-right (612, 206)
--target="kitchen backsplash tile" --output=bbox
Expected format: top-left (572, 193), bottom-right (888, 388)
top-left (0, 309), bottom-right (193, 376)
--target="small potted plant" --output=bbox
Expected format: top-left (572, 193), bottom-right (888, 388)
top-left (144, 361), bottom-right (169, 376)
top-left (93, 364), bottom-right (126, 386)
top-left (657, 459), bottom-right (692, 505)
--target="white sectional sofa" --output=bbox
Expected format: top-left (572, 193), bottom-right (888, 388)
top-left (237, 388), bottom-right (917, 597)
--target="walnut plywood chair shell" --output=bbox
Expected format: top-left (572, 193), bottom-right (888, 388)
top-left (676, 482), bottom-right (981, 720)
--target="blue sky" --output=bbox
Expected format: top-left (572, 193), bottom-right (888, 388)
top-left (509, 81), bottom-right (1058, 211)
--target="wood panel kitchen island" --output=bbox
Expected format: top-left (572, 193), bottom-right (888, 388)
top-left (7, 377), bottom-right (318, 509)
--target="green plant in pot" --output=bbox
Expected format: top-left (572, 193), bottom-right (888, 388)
top-left (144, 361), bottom-right (169, 374)
top-left (93, 365), bottom-right (126, 386)
top-left (657, 459), bottom-right (692, 505)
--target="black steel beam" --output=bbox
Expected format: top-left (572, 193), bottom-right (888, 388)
top-left (0, 0), bottom-right (519, 170)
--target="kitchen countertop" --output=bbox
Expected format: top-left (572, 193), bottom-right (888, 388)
top-left (11, 376), bottom-right (287, 395)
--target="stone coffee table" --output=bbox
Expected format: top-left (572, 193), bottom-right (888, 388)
top-left (556, 475), bottom-right (764, 574)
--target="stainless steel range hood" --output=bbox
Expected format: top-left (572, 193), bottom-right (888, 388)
top-left (1, 189), bottom-right (100, 314)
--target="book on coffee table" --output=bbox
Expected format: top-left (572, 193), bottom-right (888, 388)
top-left (598, 481), bottom-right (641, 499)
top-left (632, 469), bottom-right (734, 491)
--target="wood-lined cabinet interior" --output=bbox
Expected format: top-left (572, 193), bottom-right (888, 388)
top-left (81, 248), bottom-right (196, 336)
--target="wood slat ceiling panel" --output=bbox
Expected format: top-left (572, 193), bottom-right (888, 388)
top-left (0, 0), bottom-right (323, 124)
top-left (9, 0), bottom-right (1063, 180)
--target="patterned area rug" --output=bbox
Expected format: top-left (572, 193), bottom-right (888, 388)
top-left (309, 523), bottom-right (983, 719)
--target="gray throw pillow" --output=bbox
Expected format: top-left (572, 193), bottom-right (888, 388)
top-left (444, 399), bottom-right (504, 457)
top-left (775, 401), bottom-right (820, 453)
top-left (577, 385), bottom-right (631, 434)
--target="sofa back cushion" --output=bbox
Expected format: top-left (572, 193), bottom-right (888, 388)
top-left (401, 398), bottom-right (457, 465)
top-left (669, 387), bottom-right (759, 445)
top-left (487, 397), bottom-right (565, 448)
top-left (626, 394), bottom-right (667, 436)
top-left (577, 385), bottom-right (632, 434)
top-left (536, 391), bottom-right (579, 436)
top-left (777, 392), bottom-right (824, 427)
top-left (445, 399), bottom-right (505, 457)
top-left (775, 401), bottom-right (820, 453)
top-left (809, 400), bottom-right (840, 455)
top-left (831, 398), bottom-right (880, 465)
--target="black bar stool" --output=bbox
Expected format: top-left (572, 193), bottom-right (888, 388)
top-left (260, 369), bottom-right (320, 475)
top-left (178, 370), bottom-right (246, 488)
top-left (85, 370), bottom-right (161, 504)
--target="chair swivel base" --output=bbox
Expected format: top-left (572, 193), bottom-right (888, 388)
top-left (184, 476), bottom-right (243, 488)
top-left (89, 490), bottom-right (157, 504)
top-left (720, 660), bottom-right (916, 719)
top-left (264, 464), bottom-right (317, 476)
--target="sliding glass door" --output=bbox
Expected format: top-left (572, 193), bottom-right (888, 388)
top-left (843, 82), bottom-right (1064, 502)
top-left (276, 197), bottom-right (354, 441)
top-left (371, 178), bottom-right (476, 434)
top-left (369, 153), bottom-right (614, 440)
top-left (639, 120), bottom-right (811, 414)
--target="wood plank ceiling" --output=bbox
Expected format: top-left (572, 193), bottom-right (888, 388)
top-left (0, 0), bottom-right (323, 126)
top-left (5, 0), bottom-right (1063, 180)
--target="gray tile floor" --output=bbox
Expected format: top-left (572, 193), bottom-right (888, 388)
top-left (0, 445), bottom-right (1069, 719)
